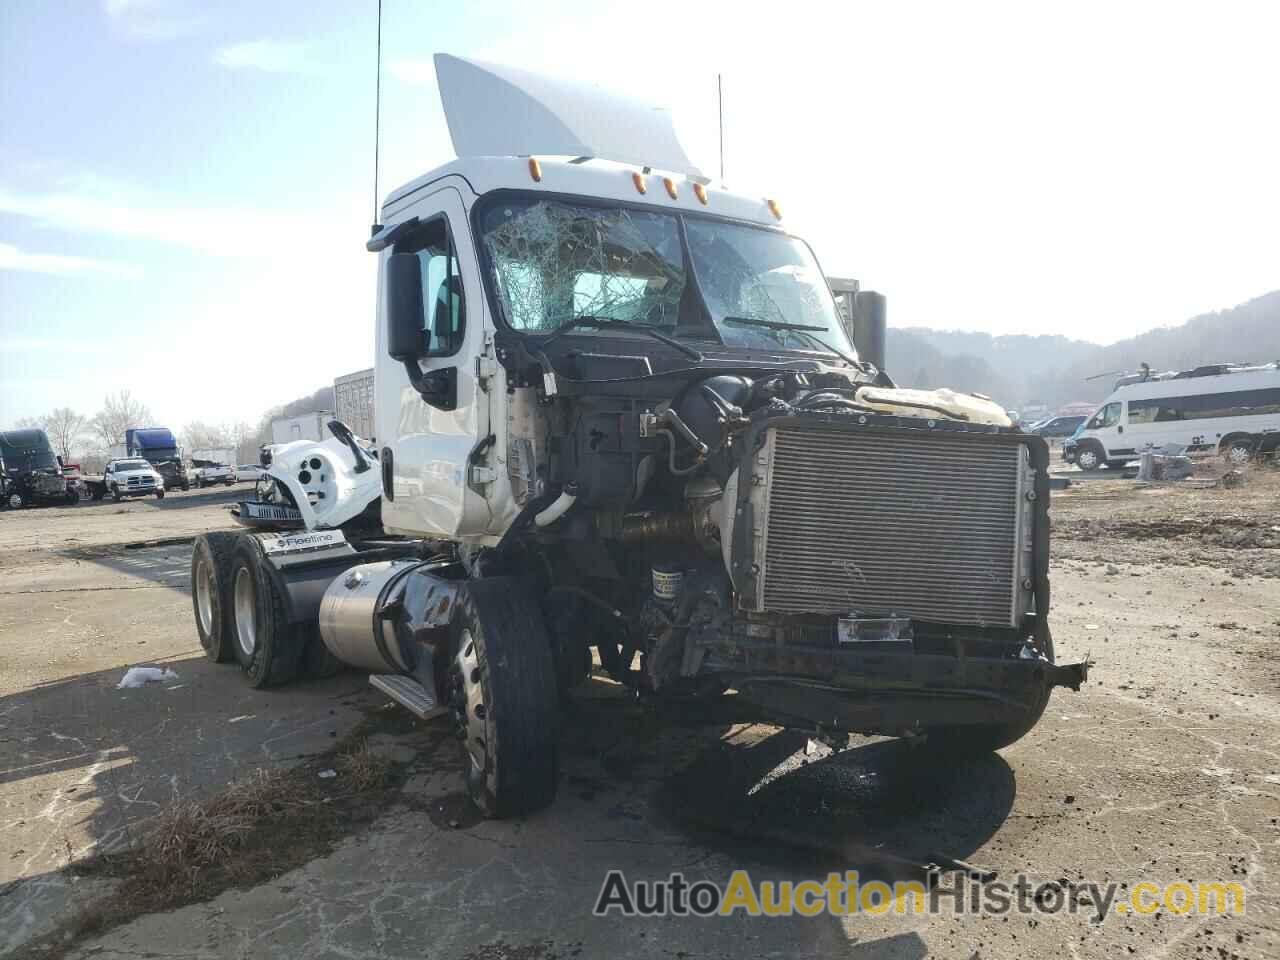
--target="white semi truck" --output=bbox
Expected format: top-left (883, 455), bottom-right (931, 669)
top-left (191, 55), bottom-right (1087, 818)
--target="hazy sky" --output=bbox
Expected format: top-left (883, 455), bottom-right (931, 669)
top-left (2, 0), bottom-right (1277, 429)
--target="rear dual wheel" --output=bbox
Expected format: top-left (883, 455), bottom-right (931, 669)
top-left (229, 538), bottom-right (301, 688)
top-left (192, 533), bottom-right (238, 662)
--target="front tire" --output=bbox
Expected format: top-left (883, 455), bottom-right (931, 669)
top-left (191, 533), bottom-right (238, 663)
top-left (1074, 443), bottom-right (1104, 471)
top-left (111, 485), bottom-right (122, 503)
top-left (155, 489), bottom-right (165, 499)
top-left (1223, 438), bottom-right (1253, 466)
top-left (5, 491), bottom-right (23, 510)
top-left (229, 538), bottom-right (301, 688)
top-left (446, 578), bottom-right (559, 818)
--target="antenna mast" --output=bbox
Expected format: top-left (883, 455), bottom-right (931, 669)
top-left (371, 0), bottom-right (383, 230)
top-left (717, 73), bottom-right (724, 182)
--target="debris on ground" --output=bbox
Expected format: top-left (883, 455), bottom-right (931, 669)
top-left (116, 667), bottom-right (179, 689)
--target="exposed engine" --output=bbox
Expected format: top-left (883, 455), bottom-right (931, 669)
top-left (493, 362), bottom-right (1041, 710)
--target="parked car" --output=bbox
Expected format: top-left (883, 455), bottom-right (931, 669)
top-left (1029, 415), bottom-right (1087, 439)
top-left (191, 460), bottom-right (235, 487)
top-left (1071, 362), bottom-right (1280, 470)
top-left (83, 459), bottom-right (165, 501)
top-left (235, 464), bottom-right (265, 482)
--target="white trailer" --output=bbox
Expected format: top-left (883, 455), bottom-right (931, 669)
top-left (270, 412), bottom-right (334, 445)
top-left (334, 369), bottom-right (375, 441)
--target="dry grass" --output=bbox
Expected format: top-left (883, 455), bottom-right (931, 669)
top-left (38, 737), bottom-right (403, 956)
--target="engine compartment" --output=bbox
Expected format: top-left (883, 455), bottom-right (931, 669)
top-left (485, 351), bottom-right (1072, 730)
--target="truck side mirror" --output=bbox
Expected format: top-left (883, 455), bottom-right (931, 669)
top-left (387, 253), bottom-right (426, 361)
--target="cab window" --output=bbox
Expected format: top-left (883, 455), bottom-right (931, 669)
top-left (394, 217), bottom-right (466, 356)
top-left (1089, 402), bottom-right (1121, 429)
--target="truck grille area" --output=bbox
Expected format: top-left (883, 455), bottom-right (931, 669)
top-left (746, 423), bottom-right (1032, 627)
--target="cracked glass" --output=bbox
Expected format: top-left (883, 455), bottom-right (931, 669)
top-left (684, 219), bottom-right (854, 353)
top-left (480, 200), bottom-right (686, 332)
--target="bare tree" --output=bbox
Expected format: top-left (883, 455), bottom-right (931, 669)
top-left (182, 421), bottom-right (231, 453)
top-left (42, 407), bottom-right (88, 461)
top-left (91, 391), bottom-right (152, 450)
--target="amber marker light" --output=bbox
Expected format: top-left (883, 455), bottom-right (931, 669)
top-left (693, 182), bottom-right (708, 205)
top-left (632, 171), bottom-right (647, 194)
top-left (528, 158), bottom-right (543, 182)
top-left (767, 198), bottom-right (782, 219)
top-left (663, 177), bottom-right (679, 200)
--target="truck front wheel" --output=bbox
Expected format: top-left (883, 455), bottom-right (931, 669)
top-left (229, 538), bottom-right (301, 688)
top-left (446, 579), bottom-right (559, 818)
top-left (111, 485), bottom-right (122, 503)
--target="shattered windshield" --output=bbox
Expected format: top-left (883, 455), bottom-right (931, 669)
top-left (479, 199), bottom-right (689, 333)
top-left (477, 195), bottom-right (855, 360)
top-left (684, 219), bottom-right (854, 354)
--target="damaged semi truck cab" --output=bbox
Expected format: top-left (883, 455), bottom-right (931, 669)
top-left (193, 55), bottom-right (1087, 818)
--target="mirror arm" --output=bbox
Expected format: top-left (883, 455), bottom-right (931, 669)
top-left (401, 360), bottom-right (457, 411)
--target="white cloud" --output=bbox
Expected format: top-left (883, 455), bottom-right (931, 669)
top-left (214, 40), bottom-right (310, 74)
top-left (0, 242), bottom-right (142, 279)
top-left (0, 184), bottom-right (348, 260)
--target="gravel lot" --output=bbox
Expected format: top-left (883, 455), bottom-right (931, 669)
top-left (1, 469), bottom-right (1277, 959)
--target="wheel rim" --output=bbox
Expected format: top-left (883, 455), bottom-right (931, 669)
top-left (195, 556), bottom-right (216, 637)
top-left (1227, 445), bottom-right (1250, 465)
top-left (6, 493), bottom-right (21, 509)
top-left (233, 567), bottom-right (257, 658)
top-left (1078, 449), bottom-right (1099, 470)
top-left (451, 629), bottom-right (487, 775)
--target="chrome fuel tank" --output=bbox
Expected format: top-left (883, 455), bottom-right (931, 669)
top-left (318, 559), bottom-right (426, 673)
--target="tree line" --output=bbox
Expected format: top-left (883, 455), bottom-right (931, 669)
top-left (9, 390), bottom-right (259, 472)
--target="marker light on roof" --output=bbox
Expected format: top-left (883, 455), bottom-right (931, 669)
top-left (693, 182), bottom-right (708, 205)
top-left (528, 158), bottom-right (543, 182)
top-left (663, 177), bottom-right (679, 200)
top-left (767, 198), bottom-right (782, 220)
top-left (632, 171), bottom-right (647, 194)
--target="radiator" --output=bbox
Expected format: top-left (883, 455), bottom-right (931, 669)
top-left (742, 423), bottom-right (1035, 627)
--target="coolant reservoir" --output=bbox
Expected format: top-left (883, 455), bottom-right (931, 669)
top-left (854, 386), bottom-right (1013, 427)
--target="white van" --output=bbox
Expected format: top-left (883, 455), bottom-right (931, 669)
top-left (1070, 362), bottom-right (1280, 470)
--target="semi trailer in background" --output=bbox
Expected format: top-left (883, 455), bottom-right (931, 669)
top-left (334, 368), bottom-right (375, 441)
top-left (270, 411), bottom-right (335, 445)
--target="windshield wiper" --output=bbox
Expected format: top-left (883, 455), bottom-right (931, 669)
top-left (538, 316), bottom-right (702, 361)
top-left (722, 316), bottom-right (860, 369)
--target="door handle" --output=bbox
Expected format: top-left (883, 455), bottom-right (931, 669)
top-left (1117, 426), bottom-right (1124, 434)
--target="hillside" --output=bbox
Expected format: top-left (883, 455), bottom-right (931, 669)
top-left (888, 289), bottom-right (1280, 411)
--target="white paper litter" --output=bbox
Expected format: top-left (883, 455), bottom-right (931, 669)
top-left (318, 769), bottom-right (337, 779)
top-left (117, 667), bottom-right (179, 689)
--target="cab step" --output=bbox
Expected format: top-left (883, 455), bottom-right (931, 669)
top-left (369, 674), bottom-right (446, 719)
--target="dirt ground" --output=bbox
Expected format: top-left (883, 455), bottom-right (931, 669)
top-left (1, 467), bottom-right (1277, 959)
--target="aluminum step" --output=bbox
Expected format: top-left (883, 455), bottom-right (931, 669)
top-left (369, 674), bottom-right (446, 719)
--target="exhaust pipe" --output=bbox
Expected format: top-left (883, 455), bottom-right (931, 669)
top-left (851, 290), bottom-right (887, 373)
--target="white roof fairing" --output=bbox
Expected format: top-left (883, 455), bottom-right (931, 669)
top-left (433, 54), bottom-right (705, 181)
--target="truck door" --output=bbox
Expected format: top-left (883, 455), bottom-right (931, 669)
top-left (375, 187), bottom-right (493, 540)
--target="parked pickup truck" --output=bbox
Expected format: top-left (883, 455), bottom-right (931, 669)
top-left (83, 458), bottom-right (166, 501)
top-left (191, 459), bottom-right (235, 488)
